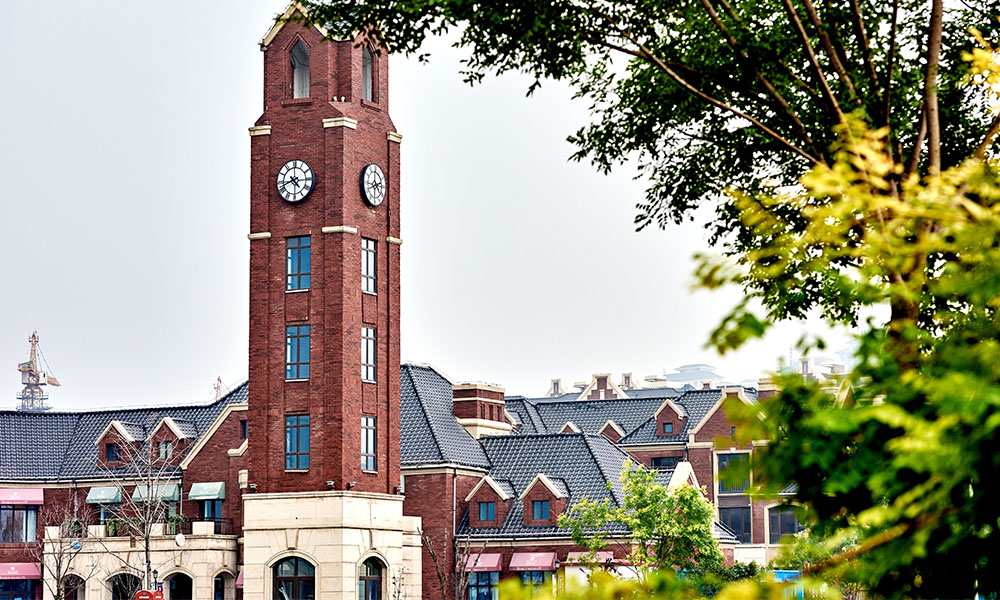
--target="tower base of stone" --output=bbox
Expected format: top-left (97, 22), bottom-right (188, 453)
top-left (242, 491), bottom-right (421, 600)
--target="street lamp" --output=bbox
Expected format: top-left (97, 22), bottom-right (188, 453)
top-left (152, 569), bottom-right (159, 591)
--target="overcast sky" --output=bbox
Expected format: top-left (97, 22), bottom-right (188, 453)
top-left (0, 1), bottom-right (851, 410)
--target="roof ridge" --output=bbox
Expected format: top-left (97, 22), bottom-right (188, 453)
top-left (579, 434), bottom-right (621, 507)
top-left (0, 380), bottom-right (250, 415)
top-left (402, 364), bottom-right (446, 464)
top-left (54, 413), bottom-right (84, 479)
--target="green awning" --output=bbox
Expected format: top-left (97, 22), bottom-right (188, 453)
top-left (130, 483), bottom-right (180, 503)
top-left (86, 486), bottom-right (122, 504)
top-left (188, 482), bottom-right (225, 501)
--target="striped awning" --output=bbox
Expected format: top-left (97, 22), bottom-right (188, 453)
top-left (131, 483), bottom-right (180, 502)
top-left (188, 482), bottom-right (225, 501)
top-left (85, 486), bottom-right (122, 504)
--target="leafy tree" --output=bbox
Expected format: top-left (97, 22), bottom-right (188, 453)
top-left (297, 0), bottom-right (1000, 332)
top-left (558, 461), bottom-right (724, 578)
top-left (287, 1), bottom-right (1000, 595)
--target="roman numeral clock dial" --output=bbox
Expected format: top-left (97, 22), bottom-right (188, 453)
top-left (360, 163), bottom-right (386, 207)
top-left (276, 159), bottom-right (315, 203)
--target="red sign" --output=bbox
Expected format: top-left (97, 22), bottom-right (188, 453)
top-left (134, 591), bottom-right (164, 600)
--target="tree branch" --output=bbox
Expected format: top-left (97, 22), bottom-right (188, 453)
top-left (924, 0), bottom-right (944, 175)
top-left (798, 0), bottom-right (860, 104)
top-left (846, 0), bottom-right (881, 94)
top-left (906, 104), bottom-right (928, 177)
top-left (777, 0), bottom-right (846, 122)
top-left (696, 0), bottom-right (819, 154)
top-left (587, 2), bottom-right (822, 165)
top-left (975, 112), bottom-right (1000, 160)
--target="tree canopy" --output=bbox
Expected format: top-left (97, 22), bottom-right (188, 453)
top-left (291, 0), bottom-right (1000, 595)
top-left (558, 462), bottom-right (724, 577)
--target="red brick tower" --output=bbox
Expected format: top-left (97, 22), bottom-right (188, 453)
top-left (246, 13), bottom-right (401, 497)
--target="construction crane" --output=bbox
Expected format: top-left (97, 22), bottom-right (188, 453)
top-left (17, 331), bottom-right (60, 412)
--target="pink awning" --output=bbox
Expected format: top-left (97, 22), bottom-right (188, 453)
top-left (0, 563), bottom-right (42, 580)
top-left (0, 488), bottom-right (43, 505)
top-left (235, 571), bottom-right (243, 589)
top-left (566, 551), bottom-right (614, 564)
top-left (464, 553), bottom-right (502, 572)
top-left (509, 552), bottom-right (557, 571)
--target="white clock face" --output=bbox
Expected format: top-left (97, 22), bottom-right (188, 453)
top-left (360, 163), bottom-right (386, 207)
top-left (277, 160), bottom-right (315, 203)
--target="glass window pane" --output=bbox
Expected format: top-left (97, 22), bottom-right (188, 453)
top-left (300, 425), bottom-right (309, 452)
top-left (277, 560), bottom-right (295, 577)
top-left (299, 454), bottom-right (309, 469)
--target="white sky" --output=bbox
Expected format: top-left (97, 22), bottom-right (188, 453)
top-left (0, 1), bottom-right (851, 409)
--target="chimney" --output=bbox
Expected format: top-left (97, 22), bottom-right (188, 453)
top-left (702, 381), bottom-right (712, 390)
top-left (547, 379), bottom-right (563, 397)
top-left (621, 373), bottom-right (634, 390)
top-left (757, 377), bottom-right (778, 400)
top-left (453, 383), bottom-right (510, 439)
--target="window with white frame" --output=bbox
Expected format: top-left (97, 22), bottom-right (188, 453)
top-left (362, 327), bottom-right (376, 382)
top-left (158, 440), bottom-right (173, 460)
top-left (768, 507), bottom-right (804, 543)
top-left (361, 416), bottom-right (376, 471)
top-left (362, 238), bottom-right (376, 294)
top-left (717, 453), bottom-right (750, 494)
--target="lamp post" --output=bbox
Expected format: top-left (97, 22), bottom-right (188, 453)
top-left (152, 569), bottom-right (158, 591)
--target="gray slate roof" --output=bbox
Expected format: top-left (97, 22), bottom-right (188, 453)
top-left (459, 433), bottom-right (632, 538)
top-left (0, 384), bottom-right (247, 482)
top-left (400, 364), bottom-right (491, 469)
top-left (618, 389), bottom-right (725, 445)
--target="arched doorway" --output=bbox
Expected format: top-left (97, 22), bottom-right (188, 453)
top-left (167, 573), bottom-right (193, 600)
top-left (358, 557), bottom-right (385, 600)
top-left (62, 574), bottom-right (86, 600)
top-left (109, 574), bottom-right (141, 600)
top-left (273, 557), bottom-right (315, 600)
top-left (213, 572), bottom-right (235, 600)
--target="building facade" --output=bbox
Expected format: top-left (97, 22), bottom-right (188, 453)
top-left (0, 5), bottom-right (792, 600)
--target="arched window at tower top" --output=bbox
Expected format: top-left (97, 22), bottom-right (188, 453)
top-left (291, 40), bottom-right (310, 99)
top-left (362, 46), bottom-right (373, 102)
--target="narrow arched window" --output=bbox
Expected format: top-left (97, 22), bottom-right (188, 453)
top-left (291, 41), bottom-right (310, 99)
top-left (362, 47), bottom-right (373, 102)
top-left (358, 558), bottom-right (383, 600)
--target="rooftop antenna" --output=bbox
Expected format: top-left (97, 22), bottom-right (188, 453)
top-left (214, 376), bottom-right (224, 400)
top-left (17, 331), bottom-right (60, 411)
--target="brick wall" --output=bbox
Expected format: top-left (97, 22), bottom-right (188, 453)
top-left (182, 407), bottom-right (248, 538)
top-left (247, 19), bottom-right (401, 497)
top-left (521, 484), bottom-right (568, 527)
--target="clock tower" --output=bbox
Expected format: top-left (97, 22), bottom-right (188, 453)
top-left (242, 5), bottom-right (419, 599)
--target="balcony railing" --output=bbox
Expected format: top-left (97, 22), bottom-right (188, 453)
top-left (202, 517), bottom-right (233, 535)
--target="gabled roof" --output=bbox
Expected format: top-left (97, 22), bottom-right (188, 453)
top-left (464, 474), bottom-right (515, 502)
top-left (618, 389), bottom-right (728, 445)
top-left (598, 420), bottom-right (625, 438)
top-left (93, 420), bottom-right (141, 445)
top-left (458, 433), bottom-right (632, 538)
top-left (148, 416), bottom-right (191, 441)
top-left (259, 1), bottom-right (339, 50)
top-left (0, 384), bottom-right (248, 482)
top-left (400, 364), bottom-right (491, 469)
top-left (518, 473), bottom-right (568, 499)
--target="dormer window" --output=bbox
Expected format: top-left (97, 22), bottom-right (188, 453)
top-left (158, 440), bottom-right (173, 460)
top-left (479, 501), bottom-right (495, 522)
top-left (106, 443), bottom-right (120, 462)
top-left (532, 500), bottom-right (550, 520)
top-left (362, 46), bottom-right (373, 101)
top-left (291, 40), bottom-right (310, 99)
